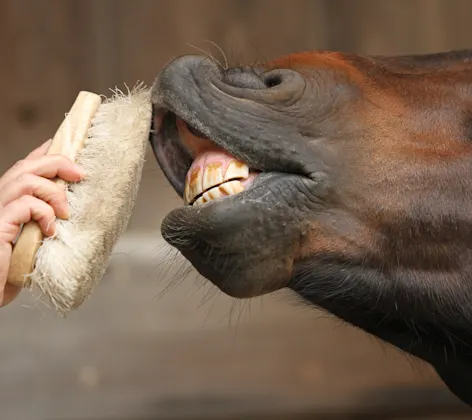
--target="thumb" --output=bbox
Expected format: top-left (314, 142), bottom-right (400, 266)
top-left (0, 196), bottom-right (57, 308)
top-left (0, 243), bottom-right (21, 307)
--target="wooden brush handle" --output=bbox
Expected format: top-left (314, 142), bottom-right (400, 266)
top-left (7, 91), bottom-right (102, 287)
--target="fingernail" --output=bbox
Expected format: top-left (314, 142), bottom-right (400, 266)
top-left (60, 203), bottom-right (70, 220)
top-left (46, 220), bottom-right (56, 236)
top-left (76, 166), bottom-right (86, 180)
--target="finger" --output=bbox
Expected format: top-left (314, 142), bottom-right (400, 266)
top-left (24, 139), bottom-right (52, 160)
top-left (0, 173), bottom-right (69, 219)
top-left (0, 195), bottom-right (57, 244)
top-left (0, 196), bottom-right (57, 308)
top-left (0, 241), bottom-right (21, 308)
top-left (0, 154), bottom-right (84, 190)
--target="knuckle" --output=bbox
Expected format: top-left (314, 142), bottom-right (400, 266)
top-left (57, 188), bottom-right (68, 201)
top-left (41, 205), bottom-right (53, 217)
top-left (12, 159), bottom-right (28, 171)
top-left (49, 190), bottom-right (67, 204)
top-left (18, 195), bottom-right (33, 206)
top-left (16, 172), bottom-right (35, 184)
top-left (12, 174), bottom-right (38, 197)
top-left (50, 154), bottom-right (71, 166)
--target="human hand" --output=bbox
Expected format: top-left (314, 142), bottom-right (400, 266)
top-left (0, 140), bottom-right (84, 307)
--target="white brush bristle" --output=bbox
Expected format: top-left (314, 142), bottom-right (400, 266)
top-left (28, 84), bottom-right (152, 315)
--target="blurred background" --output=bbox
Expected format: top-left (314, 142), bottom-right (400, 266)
top-left (1, 1), bottom-right (472, 419)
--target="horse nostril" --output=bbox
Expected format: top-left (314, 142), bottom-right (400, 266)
top-left (263, 72), bottom-right (283, 88)
top-left (223, 68), bottom-right (287, 91)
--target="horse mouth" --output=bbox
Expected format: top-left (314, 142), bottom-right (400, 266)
top-left (150, 107), bottom-right (262, 207)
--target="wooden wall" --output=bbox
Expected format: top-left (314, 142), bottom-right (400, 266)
top-left (1, 1), bottom-right (472, 419)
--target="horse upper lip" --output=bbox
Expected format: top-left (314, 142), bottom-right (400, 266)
top-left (150, 55), bottom-right (319, 191)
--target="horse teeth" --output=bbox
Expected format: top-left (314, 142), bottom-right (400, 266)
top-left (207, 186), bottom-right (223, 201)
top-left (220, 180), bottom-right (245, 196)
top-left (185, 160), bottom-right (249, 205)
top-left (225, 161), bottom-right (249, 180)
top-left (193, 196), bottom-right (205, 206)
top-left (192, 180), bottom-right (245, 207)
top-left (184, 167), bottom-right (202, 205)
top-left (203, 163), bottom-right (224, 192)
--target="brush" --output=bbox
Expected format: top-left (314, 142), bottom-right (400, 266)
top-left (6, 84), bottom-right (152, 315)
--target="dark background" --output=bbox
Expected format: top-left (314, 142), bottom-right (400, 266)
top-left (1, 1), bottom-right (472, 419)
